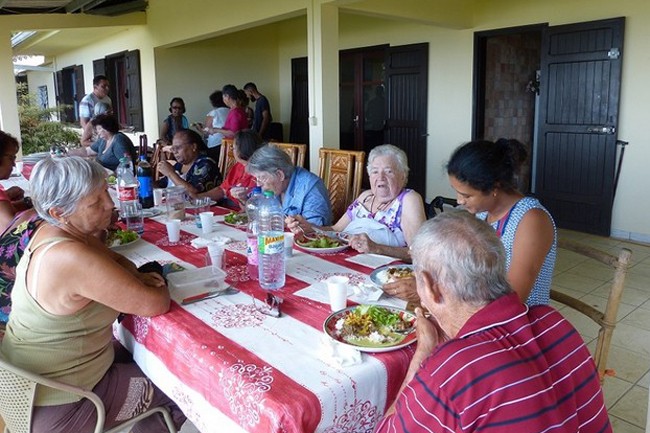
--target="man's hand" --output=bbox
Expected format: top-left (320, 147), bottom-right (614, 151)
top-left (414, 307), bottom-right (447, 357)
top-left (383, 277), bottom-right (420, 303)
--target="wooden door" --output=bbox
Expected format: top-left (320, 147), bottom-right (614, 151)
top-left (385, 43), bottom-right (429, 197)
top-left (535, 18), bottom-right (624, 236)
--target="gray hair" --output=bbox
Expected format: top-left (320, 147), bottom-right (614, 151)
top-left (30, 156), bottom-right (108, 226)
top-left (246, 145), bottom-right (295, 178)
top-left (411, 211), bottom-right (512, 307)
top-left (367, 144), bottom-right (409, 187)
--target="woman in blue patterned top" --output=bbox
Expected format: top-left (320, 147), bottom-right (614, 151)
top-left (156, 129), bottom-right (221, 195)
top-left (446, 139), bottom-right (556, 306)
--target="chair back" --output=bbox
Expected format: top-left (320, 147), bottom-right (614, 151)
top-left (318, 148), bottom-right (365, 222)
top-left (218, 138), bottom-right (238, 178)
top-left (270, 142), bottom-right (307, 168)
top-left (427, 196), bottom-right (459, 218)
top-left (151, 139), bottom-right (175, 182)
top-left (0, 357), bottom-right (38, 433)
top-left (551, 239), bottom-right (632, 383)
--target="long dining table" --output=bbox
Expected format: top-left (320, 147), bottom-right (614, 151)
top-left (112, 204), bottom-right (415, 433)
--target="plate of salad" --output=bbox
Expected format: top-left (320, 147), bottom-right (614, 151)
top-left (106, 229), bottom-right (140, 249)
top-left (295, 234), bottom-right (348, 254)
top-left (323, 304), bottom-right (416, 353)
top-left (223, 212), bottom-right (248, 227)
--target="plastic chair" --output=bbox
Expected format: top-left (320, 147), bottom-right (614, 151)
top-left (218, 138), bottom-right (238, 179)
top-left (0, 357), bottom-right (177, 433)
top-left (318, 148), bottom-right (365, 222)
top-left (551, 239), bottom-right (632, 383)
top-left (269, 142), bottom-right (307, 168)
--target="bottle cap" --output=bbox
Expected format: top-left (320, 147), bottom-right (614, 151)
top-left (139, 155), bottom-right (146, 161)
top-left (263, 190), bottom-right (274, 198)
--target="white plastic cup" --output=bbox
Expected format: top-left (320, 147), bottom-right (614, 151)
top-left (153, 188), bottom-right (164, 207)
top-left (325, 275), bottom-right (349, 312)
top-left (199, 211), bottom-right (214, 234)
top-left (207, 242), bottom-right (225, 271)
top-left (165, 219), bottom-right (181, 243)
top-left (284, 232), bottom-right (295, 258)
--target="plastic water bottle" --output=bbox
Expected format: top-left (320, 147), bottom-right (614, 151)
top-left (137, 155), bottom-right (154, 209)
top-left (116, 156), bottom-right (139, 215)
top-left (245, 187), bottom-right (263, 280)
top-left (257, 190), bottom-right (285, 290)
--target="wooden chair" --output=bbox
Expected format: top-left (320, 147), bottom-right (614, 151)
top-left (551, 238), bottom-right (632, 383)
top-left (270, 142), bottom-right (307, 168)
top-left (151, 139), bottom-right (175, 182)
top-left (0, 356), bottom-right (177, 433)
top-left (218, 138), bottom-right (238, 179)
top-left (318, 148), bottom-right (365, 222)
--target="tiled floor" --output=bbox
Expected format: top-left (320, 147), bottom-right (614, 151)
top-left (553, 229), bottom-right (650, 432)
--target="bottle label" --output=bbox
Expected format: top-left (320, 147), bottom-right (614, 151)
top-left (247, 238), bottom-right (259, 265)
top-left (138, 176), bottom-right (153, 198)
top-left (118, 186), bottom-right (138, 201)
top-left (258, 234), bottom-right (284, 255)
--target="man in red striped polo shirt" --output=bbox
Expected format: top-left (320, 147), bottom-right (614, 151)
top-left (375, 211), bottom-right (610, 433)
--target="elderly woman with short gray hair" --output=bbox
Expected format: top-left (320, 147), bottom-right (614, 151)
top-left (0, 156), bottom-right (186, 433)
top-left (246, 145), bottom-right (332, 226)
top-left (286, 144), bottom-right (426, 262)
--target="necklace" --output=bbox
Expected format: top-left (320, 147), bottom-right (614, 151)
top-left (369, 193), bottom-right (395, 215)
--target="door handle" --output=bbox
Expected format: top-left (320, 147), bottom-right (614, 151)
top-left (586, 126), bottom-right (616, 134)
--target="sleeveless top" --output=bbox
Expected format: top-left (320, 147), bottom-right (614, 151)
top-left (1, 237), bottom-right (118, 406)
top-left (344, 189), bottom-right (410, 247)
top-left (477, 196), bottom-right (557, 306)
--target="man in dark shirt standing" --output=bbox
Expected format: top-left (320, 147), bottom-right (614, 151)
top-left (243, 82), bottom-right (272, 139)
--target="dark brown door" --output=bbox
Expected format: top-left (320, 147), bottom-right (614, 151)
top-left (535, 17), bottom-right (624, 236)
top-left (385, 43), bottom-right (429, 197)
top-left (339, 46), bottom-right (387, 154)
top-left (125, 50), bottom-right (143, 131)
top-left (289, 57), bottom-right (310, 170)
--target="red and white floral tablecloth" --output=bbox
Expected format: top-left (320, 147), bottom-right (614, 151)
top-left (114, 206), bottom-right (414, 433)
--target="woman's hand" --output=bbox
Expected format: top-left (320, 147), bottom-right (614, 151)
top-left (383, 277), bottom-right (420, 303)
top-left (348, 233), bottom-right (378, 254)
top-left (157, 160), bottom-right (174, 177)
top-left (138, 272), bottom-right (166, 288)
top-left (285, 214), bottom-right (312, 238)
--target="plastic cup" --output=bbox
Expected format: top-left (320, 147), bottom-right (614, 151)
top-left (153, 188), bottom-right (164, 207)
top-left (123, 201), bottom-right (144, 234)
top-left (206, 242), bottom-right (225, 271)
top-left (199, 211), bottom-right (214, 234)
top-left (325, 275), bottom-right (349, 312)
top-left (284, 232), bottom-right (295, 258)
top-left (165, 219), bottom-right (181, 243)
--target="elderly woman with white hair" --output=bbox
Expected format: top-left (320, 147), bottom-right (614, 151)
top-left (246, 145), bottom-right (332, 226)
top-left (0, 156), bottom-right (186, 433)
top-left (287, 144), bottom-right (426, 261)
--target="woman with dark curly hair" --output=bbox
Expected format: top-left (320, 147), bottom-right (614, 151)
top-left (89, 114), bottom-right (136, 171)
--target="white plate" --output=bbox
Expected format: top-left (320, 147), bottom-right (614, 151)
top-left (369, 264), bottom-right (415, 287)
top-left (323, 305), bottom-right (417, 353)
top-left (222, 212), bottom-right (248, 227)
top-left (107, 232), bottom-right (141, 249)
top-left (142, 208), bottom-right (163, 218)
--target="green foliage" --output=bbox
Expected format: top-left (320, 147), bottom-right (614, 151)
top-left (17, 83), bottom-right (80, 155)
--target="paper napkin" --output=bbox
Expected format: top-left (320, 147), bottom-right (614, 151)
top-left (319, 336), bottom-right (362, 367)
top-left (345, 253), bottom-right (399, 269)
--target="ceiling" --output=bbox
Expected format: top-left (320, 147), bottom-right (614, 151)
top-left (1, 0), bottom-right (147, 16)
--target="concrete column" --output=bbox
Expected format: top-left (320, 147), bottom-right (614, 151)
top-left (306, 0), bottom-right (339, 170)
top-left (0, 30), bottom-right (21, 144)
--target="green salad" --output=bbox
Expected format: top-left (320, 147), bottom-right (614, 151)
top-left (106, 229), bottom-right (138, 247)
top-left (224, 212), bottom-right (248, 225)
top-left (107, 175), bottom-right (117, 185)
top-left (296, 235), bottom-right (341, 249)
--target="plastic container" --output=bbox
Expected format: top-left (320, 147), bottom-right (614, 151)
top-left (245, 187), bottom-right (263, 280)
top-left (257, 190), bottom-right (285, 290)
top-left (116, 156), bottom-right (138, 215)
top-left (137, 155), bottom-right (154, 209)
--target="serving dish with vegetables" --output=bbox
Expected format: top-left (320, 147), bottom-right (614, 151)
top-left (323, 304), bottom-right (416, 352)
top-left (295, 234), bottom-right (349, 254)
top-left (223, 212), bottom-right (248, 227)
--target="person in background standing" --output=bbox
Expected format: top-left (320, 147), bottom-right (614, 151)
top-left (160, 97), bottom-right (189, 145)
top-left (203, 90), bottom-right (230, 161)
top-left (212, 85), bottom-right (248, 140)
top-left (244, 82), bottom-right (272, 139)
top-left (79, 75), bottom-right (112, 148)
